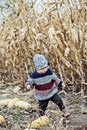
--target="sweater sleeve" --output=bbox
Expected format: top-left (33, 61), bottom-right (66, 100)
top-left (25, 75), bottom-right (34, 87)
top-left (52, 72), bottom-right (63, 86)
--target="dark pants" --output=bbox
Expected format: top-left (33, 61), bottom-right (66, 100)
top-left (38, 93), bottom-right (65, 116)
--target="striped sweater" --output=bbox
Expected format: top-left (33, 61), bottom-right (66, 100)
top-left (25, 68), bottom-right (62, 100)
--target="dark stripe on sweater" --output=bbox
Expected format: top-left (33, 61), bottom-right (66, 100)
top-left (35, 82), bottom-right (54, 91)
top-left (30, 69), bottom-right (53, 79)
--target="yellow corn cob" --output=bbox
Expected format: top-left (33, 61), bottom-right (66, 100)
top-left (15, 101), bottom-right (32, 109)
top-left (8, 98), bottom-right (20, 108)
top-left (0, 115), bottom-right (5, 123)
top-left (0, 99), bottom-right (12, 106)
top-left (27, 116), bottom-right (49, 129)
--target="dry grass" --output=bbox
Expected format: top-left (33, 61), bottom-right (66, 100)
top-left (0, 0), bottom-right (87, 94)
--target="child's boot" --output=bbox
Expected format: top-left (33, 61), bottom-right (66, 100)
top-left (62, 109), bottom-right (70, 117)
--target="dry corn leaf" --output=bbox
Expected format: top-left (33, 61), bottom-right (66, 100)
top-left (64, 46), bottom-right (70, 57)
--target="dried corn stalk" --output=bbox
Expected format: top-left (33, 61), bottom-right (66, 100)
top-left (0, 0), bottom-right (87, 94)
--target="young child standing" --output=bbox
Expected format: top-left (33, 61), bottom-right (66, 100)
top-left (25, 54), bottom-right (70, 117)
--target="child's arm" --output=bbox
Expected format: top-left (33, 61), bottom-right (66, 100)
top-left (61, 82), bottom-right (65, 89)
top-left (52, 72), bottom-right (65, 89)
top-left (26, 85), bottom-right (31, 90)
top-left (25, 76), bottom-right (34, 91)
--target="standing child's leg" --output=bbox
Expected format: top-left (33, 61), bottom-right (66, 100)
top-left (51, 93), bottom-right (70, 117)
top-left (38, 99), bottom-right (49, 116)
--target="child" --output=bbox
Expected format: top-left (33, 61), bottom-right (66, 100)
top-left (25, 54), bottom-right (70, 117)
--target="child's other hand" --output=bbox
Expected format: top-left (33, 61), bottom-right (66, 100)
top-left (26, 85), bottom-right (31, 91)
top-left (62, 82), bottom-right (65, 89)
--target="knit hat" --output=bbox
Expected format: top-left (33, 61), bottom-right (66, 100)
top-left (33, 54), bottom-right (48, 71)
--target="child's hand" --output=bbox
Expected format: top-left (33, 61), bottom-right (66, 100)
top-left (62, 82), bottom-right (65, 89)
top-left (26, 85), bottom-right (31, 91)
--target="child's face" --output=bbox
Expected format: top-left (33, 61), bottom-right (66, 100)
top-left (37, 66), bottom-right (49, 74)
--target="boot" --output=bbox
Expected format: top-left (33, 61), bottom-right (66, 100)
top-left (62, 109), bottom-right (70, 117)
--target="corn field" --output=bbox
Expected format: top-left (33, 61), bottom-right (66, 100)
top-left (0, 0), bottom-right (87, 94)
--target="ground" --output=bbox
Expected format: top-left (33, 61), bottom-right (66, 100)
top-left (0, 84), bottom-right (87, 130)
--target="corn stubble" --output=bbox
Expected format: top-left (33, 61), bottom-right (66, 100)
top-left (0, 0), bottom-right (87, 95)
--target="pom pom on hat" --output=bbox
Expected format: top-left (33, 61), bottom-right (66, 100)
top-left (33, 54), bottom-right (48, 71)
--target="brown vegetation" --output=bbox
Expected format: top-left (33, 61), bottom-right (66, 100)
top-left (0, 0), bottom-right (87, 94)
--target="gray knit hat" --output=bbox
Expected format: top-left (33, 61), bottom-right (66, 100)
top-left (33, 54), bottom-right (48, 71)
